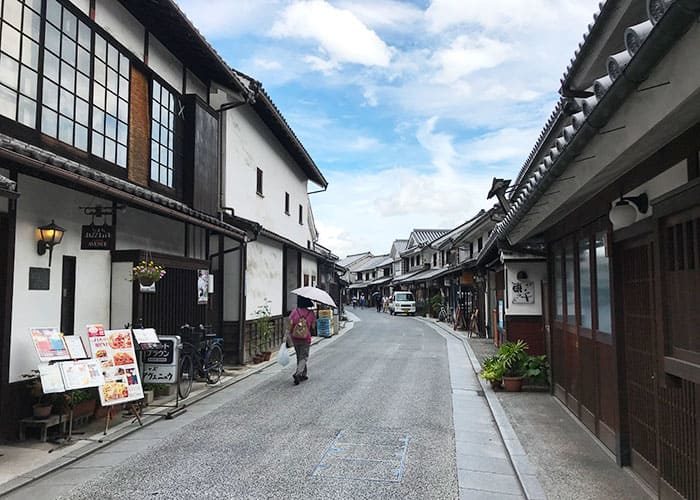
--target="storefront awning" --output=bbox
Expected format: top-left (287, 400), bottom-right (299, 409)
top-left (348, 283), bottom-right (368, 289)
top-left (370, 276), bottom-right (393, 286)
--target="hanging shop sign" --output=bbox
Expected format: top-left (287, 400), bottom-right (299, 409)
top-left (87, 325), bottom-right (144, 406)
top-left (80, 223), bottom-right (113, 250)
top-left (142, 335), bottom-right (180, 385)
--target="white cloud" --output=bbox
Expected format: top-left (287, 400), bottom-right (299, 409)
top-left (174, 0), bottom-right (280, 38)
top-left (335, 0), bottom-right (423, 32)
top-left (252, 58), bottom-right (283, 71)
top-left (270, 1), bottom-right (394, 68)
top-left (431, 35), bottom-right (513, 84)
top-left (425, 0), bottom-right (595, 33)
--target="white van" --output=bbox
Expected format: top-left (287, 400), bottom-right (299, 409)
top-left (390, 291), bottom-right (416, 316)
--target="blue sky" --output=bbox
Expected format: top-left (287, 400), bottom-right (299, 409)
top-left (177, 0), bottom-right (601, 257)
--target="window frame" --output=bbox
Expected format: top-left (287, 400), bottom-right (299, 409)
top-left (149, 77), bottom-right (179, 189)
top-left (256, 167), bottom-right (263, 197)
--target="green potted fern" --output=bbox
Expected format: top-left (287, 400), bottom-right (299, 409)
top-left (498, 340), bottom-right (529, 392)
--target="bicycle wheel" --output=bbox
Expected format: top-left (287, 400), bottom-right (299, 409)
top-left (205, 344), bottom-right (223, 384)
top-left (178, 353), bottom-right (194, 399)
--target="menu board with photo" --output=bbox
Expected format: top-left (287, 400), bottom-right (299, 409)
top-left (87, 325), bottom-right (144, 406)
top-left (30, 327), bottom-right (70, 362)
top-left (60, 359), bottom-right (105, 390)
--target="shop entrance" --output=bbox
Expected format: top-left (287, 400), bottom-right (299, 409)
top-left (618, 236), bottom-right (659, 491)
top-left (60, 256), bottom-right (76, 335)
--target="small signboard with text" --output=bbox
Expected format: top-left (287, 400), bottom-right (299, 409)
top-left (142, 335), bottom-right (180, 385)
top-left (80, 224), bottom-right (113, 250)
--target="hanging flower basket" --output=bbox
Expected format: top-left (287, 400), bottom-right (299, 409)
top-left (132, 260), bottom-right (166, 287)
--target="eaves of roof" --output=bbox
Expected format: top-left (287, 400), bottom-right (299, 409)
top-left (256, 227), bottom-right (336, 264)
top-left (0, 173), bottom-right (18, 199)
top-left (0, 134), bottom-right (247, 240)
top-left (498, 0), bottom-right (700, 243)
top-left (118, 1), bottom-right (252, 101)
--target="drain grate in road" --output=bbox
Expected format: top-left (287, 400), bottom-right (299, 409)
top-left (311, 429), bottom-right (411, 483)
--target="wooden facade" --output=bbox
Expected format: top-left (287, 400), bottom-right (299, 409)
top-left (545, 139), bottom-right (700, 497)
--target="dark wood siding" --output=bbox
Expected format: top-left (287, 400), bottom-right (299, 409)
top-left (182, 96), bottom-right (219, 216)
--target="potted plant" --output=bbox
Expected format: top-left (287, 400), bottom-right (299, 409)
top-left (70, 388), bottom-right (98, 419)
top-left (132, 260), bottom-right (166, 287)
top-left (498, 340), bottom-right (529, 392)
top-left (480, 355), bottom-right (505, 390)
top-left (142, 384), bottom-right (156, 405)
top-left (429, 294), bottom-right (443, 318)
top-left (21, 370), bottom-right (70, 419)
top-left (254, 299), bottom-right (273, 360)
top-left (523, 354), bottom-right (549, 387)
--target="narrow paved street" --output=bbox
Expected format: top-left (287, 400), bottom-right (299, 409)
top-left (10, 311), bottom-right (479, 499)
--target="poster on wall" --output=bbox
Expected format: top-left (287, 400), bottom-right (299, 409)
top-left (30, 327), bottom-right (70, 362)
top-left (511, 280), bottom-right (535, 304)
top-left (197, 270), bottom-right (209, 305)
top-left (87, 325), bottom-right (144, 406)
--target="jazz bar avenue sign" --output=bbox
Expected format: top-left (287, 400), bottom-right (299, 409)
top-left (81, 224), bottom-right (113, 250)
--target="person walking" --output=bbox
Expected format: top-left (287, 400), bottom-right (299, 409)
top-left (287, 296), bottom-right (316, 385)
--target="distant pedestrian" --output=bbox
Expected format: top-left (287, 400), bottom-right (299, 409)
top-left (287, 296), bottom-right (316, 385)
top-left (360, 293), bottom-right (366, 308)
top-left (373, 291), bottom-right (381, 312)
top-left (382, 296), bottom-right (389, 313)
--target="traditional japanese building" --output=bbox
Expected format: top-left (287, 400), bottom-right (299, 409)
top-left (494, 0), bottom-right (700, 496)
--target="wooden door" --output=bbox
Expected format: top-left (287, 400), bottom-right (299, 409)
top-left (60, 256), bottom-right (76, 335)
top-left (619, 236), bottom-right (659, 490)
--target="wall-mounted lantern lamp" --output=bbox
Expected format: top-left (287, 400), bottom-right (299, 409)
top-left (517, 270), bottom-right (528, 281)
top-left (609, 193), bottom-right (649, 228)
top-left (37, 220), bottom-right (65, 266)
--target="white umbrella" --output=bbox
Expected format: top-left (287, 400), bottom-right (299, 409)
top-left (290, 286), bottom-right (338, 308)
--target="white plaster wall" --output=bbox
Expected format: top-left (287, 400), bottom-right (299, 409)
top-left (148, 35), bottom-right (184, 93)
top-left (245, 237), bottom-right (283, 319)
top-left (66, 0), bottom-right (89, 15)
top-left (504, 261), bottom-right (546, 316)
top-left (115, 207), bottom-right (184, 254)
top-left (186, 70), bottom-right (208, 103)
top-left (94, 0), bottom-right (145, 61)
top-left (301, 254), bottom-right (317, 286)
top-left (224, 106), bottom-right (310, 245)
top-left (9, 175), bottom-right (112, 382)
top-left (110, 261), bottom-right (133, 329)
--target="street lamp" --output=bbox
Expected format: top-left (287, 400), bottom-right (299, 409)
top-left (37, 220), bottom-right (65, 266)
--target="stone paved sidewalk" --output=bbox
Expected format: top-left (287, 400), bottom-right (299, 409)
top-left (432, 323), bottom-right (652, 500)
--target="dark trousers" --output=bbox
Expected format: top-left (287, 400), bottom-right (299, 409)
top-left (294, 343), bottom-right (310, 377)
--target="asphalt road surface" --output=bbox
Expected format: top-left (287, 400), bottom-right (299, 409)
top-left (39, 309), bottom-right (460, 499)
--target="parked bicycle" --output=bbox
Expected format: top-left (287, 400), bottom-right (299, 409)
top-left (437, 304), bottom-right (451, 323)
top-left (177, 324), bottom-right (224, 399)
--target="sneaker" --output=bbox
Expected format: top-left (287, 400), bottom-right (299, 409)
top-left (293, 375), bottom-right (300, 385)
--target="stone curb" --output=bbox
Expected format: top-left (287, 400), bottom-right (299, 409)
top-left (0, 322), bottom-right (355, 498)
top-left (417, 318), bottom-right (546, 500)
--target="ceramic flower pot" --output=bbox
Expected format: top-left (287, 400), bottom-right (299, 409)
top-left (502, 376), bottom-right (524, 392)
top-left (32, 403), bottom-right (52, 419)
